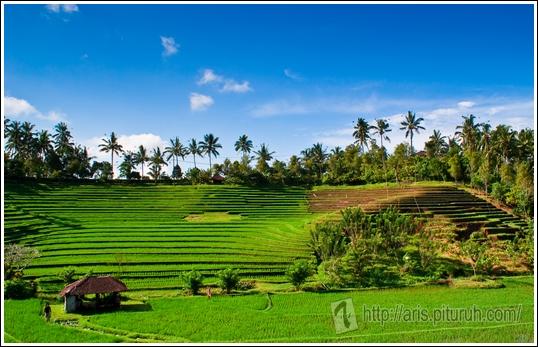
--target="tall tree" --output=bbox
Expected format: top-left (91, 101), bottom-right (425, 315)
top-left (371, 119), bottom-right (391, 186)
top-left (164, 137), bottom-right (187, 168)
top-left (352, 117), bottom-right (372, 153)
top-left (135, 145), bottom-right (149, 178)
top-left (5, 120), bottom-right (23, 158)
top-left (199, 134), bottom-right (222, 171)
top-left (425, 129), bottom-right (447, 157)
top-left (234, 134), bottom-right (253, 162)
top-left (400, 111), bottom-right (425, 154)
top-left (188, 138), bottom-right (203, 169)
top-left (149, 147), bottom-right (168, 180)
top-left (455, 114), bottom-right (480, 154)
top-left (310, 143), bottom-right (328, 180)
top-left (98, 132), bottom-right (123, 178)
top-left (254, 143), bottom-right (275, 174)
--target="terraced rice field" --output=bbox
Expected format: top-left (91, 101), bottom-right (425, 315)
top-left (309, 185), bottom-right (528, 241)
top-left (4, 182), bottom-right (312, 293)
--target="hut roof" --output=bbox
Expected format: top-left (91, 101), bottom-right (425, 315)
top-left (59, 276), bottom-right (127, 297)
top-left (211, 174), bottom-right (225, 182)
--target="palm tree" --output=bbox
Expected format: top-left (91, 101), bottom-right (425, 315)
top-left (198, 134), bottom-right (222, 171)
top-left (36, 130), bottom-right (53, 160)
top-left (20, 121), bottom-right (36, 159)
top-left (98, 132), bottom-right (124, 178)
top-left (254, 143), bottom-right (275, 173)
top-left (426, 129), bottom-right (447, 157)
top-left (164, 137), bottom-right (186, 168)
top-left (234, 134), bottom-right (253, 161)
top-left (149, 147), bottom-right (168, 180)
top-left (491, 124), bottom-right (515, 164)
top-left (371, 118), bottom-right (391, 186)
top-left (331, 146), bottom-right (343, 157)
top-left (53, 122), bottom-right (74, 159)
top-left (188, 138), bottom-right (203, 169)
top-left (516, 129), bottom-right (534, 162)
top-left (455, 114), bottom-right (479, 153)
top-left (400, 111), bottom-right (425, 154)
top-left (371, 119), bottom-right (391, 152)
top-left (135, 145), bottom-right (149, 178)
top-left (310, 143), bottom-right (328, 180)
top-left (352, 117), bottom-right (372, 153)
top-left (5, 120), bottom-right (23, 158)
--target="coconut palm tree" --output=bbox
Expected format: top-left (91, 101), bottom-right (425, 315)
top-left (20, 121), bottom-right (36, 159)
top-left (254, 143), bottom-right (275, 174)
top-left (135, 145), bottom-right (149, 178)
top-left (188, 138), bottom-right (203, 169)
top-left (352, 117), bottom-right (372, 153)
top-left (53, 122), bottom-right (74, 161)
top-left (371, 119), bottom-right (391, 152)
top-left (491, 124), bottom-right (516, 164)
top-left (234, 134), bottom-right (253, 162)
top-left (400, 111), bottom-right (425, 154)
top-left (455, 114), bottom-right (480, 154)
top-left (198, 134), bottom-right (222, 171)
top-left (426, 129), bottom-right (447, 157)
top-left (5, 120), bottom-right (23, 158)
top-left (36, 130), bottom-right (53, 160)
top-left (149, 147), bottom-right (168, 180)
top-left (164, 137), bottom-right (187, 168)
top-left (98, 132), bottom-right (123, 178)
top-left (310, 143), bottom-right (328, 180)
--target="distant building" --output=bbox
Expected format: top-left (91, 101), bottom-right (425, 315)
top-left (59, 276), bottom-right (128, 313)
top-left (211, 174), bottom-right (225, 184)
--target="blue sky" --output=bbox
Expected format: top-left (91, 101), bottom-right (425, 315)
top-left (3, 3), bottom-right (535, 173)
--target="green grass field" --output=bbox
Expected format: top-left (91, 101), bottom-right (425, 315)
top-left (4, 276), bottom-right (534, 343)
top-left (3, 181), bottom-right (534, 343)
top-left (4, 182), bottom-right (313, 292)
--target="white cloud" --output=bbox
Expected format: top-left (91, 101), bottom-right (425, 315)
top-left (45, 4), bottom-right (78, 13)
top-left (4, 96), bottom-right (66, 122)
top-left (4, 96), bottom-right (38, 117)
top-left (197, 69), bottom-right (252, 93)
top-left (84, 133), bottom-right (166, 178)
top-left (160, 36), bottom-right (179, 57)
top-left (189, 93), bottom-right (214, 111)
top-left (220, 80), bottom-right (252, 93)
top-left (457, 100), bottom-right (475, 108)
top-left (198, 69), bottom-right (223, 85)
top-left (62, 4), bottom-right (79, 13)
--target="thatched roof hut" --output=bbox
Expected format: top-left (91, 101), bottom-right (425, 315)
top-left (60, 276), bottom-right (127, 297)
top-left (211, 174), bottom-right (225, 184)
top-left (60, 276), bottom-right (127, 312)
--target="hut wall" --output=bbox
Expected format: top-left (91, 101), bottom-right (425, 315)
top-left (64, 295), bottom-right (79, 313)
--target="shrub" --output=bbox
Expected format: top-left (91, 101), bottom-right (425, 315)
top-left (180, 270), bottom-right (204, 295)
top-left (4, 279), bottom-right (37, 299)
top-left (217, 268), bottom-right (240, 294)
top-left (237, 280), bottom-right (256, 291)
top-left (286, 260), bottom-right (315, 290)
top-left (491, 182), bottom-right (508, 203)
top-left (58, 267), bottom-right (77, 284)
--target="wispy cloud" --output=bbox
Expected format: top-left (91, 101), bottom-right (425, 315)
top-left (221, 80), bottom-right (251, 93)
top-left (312, 97), bottom-right (534, 152)
top-left (197, 69), bottom-right (223, 85)
top-left (45, 4), bottom-right (79, 13)
top-left (4, 96), bottom-right (67, 122)
top-left (189, 93), bottom-right (214, 111)
top-left (84, 133), bottom-right (166, 177)
top-left (197, 69), bottom-right (252, 93)
top-left (160, 36), bottom-right (179, 57)
top-left (284, 68), bottom-right (302, 81)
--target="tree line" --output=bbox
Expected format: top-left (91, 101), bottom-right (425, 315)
top-left (4, 111), bottom-right (534, 217)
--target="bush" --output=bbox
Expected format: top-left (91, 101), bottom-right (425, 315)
top-left (4, 279), bottom-right (37, 299)
top-left (237, 280), bottom-right (256, 291)
top-left (58, 266), bottom-right (77, 284)
top-left (180, 270), bottom-right (204, 295)
top-left (286, 260), bottom-right (315, 290)
top-left (217, 268), bottom-right (240, 294)
top-left (491, 182), bottom-right (508, 203)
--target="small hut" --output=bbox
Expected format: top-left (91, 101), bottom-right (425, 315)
top-left (59, 276), bottom-right (128, 313)
top-left (211, 173), bottom-right (225, 184)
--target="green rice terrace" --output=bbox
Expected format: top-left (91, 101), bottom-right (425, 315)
top-left (3, 181), bottom-right (534, 343)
